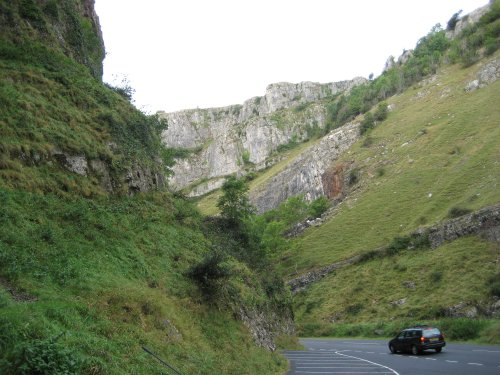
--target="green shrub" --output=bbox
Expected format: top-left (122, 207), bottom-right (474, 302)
top-left (360, 112), bottom-right (374, 135)
top-left (488, 273), bottom-right (500, 297)
top-left (447, 206), bottom-right (472, 218)
top-left (430, 271), bottom-right (443, 282)
top-left (439, 318), bottom-right (490, 340)
top-left (374, 102), bottom-right (388, 122)
top-left (1, 336), bottom-right (83, 375)
top-left (187, 248), bottom-right (232, 301)
top-left (308, 196), bottom-right (330, 218)
top-left (348, 168), bottom-right (360, 186)
top-left (242, 150), bottom-right (251, 165)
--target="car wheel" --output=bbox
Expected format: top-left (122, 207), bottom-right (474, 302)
top-left (435, 347), bottom-right (442, 353)
top-left (411, 345), bottom-right (420, 355)
top-left (389, 344), bottom-right (396, 354)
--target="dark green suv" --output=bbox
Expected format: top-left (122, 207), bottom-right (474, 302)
top-left (389, 326), bottom-right (445, 355)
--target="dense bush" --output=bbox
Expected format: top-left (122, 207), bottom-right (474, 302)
top-left (186, 248), bottom-right (232, 301)
top-left (0, 336), bottom-right (83, 375)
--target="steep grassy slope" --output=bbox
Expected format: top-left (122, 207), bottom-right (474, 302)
top-left (282, 58), bottom-right (500, 275)
top-left (0, 2), bottom-right (291, 374)
top-left (0, 191), bottom-right (289, 374)
top-left (284, 56), bottom-right (500, 335)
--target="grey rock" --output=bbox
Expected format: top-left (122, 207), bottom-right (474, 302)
top-left (390, 298), bottom-right (407, 306)
top-left (465, 57), bottom-right (500, 91)
top-left (446, 4), bottom-right (491, 39)
top-left (250, 121), bottom-right (360, 213)
top-left (403, 281), bottom-right (416, 289)
top-left (423, 203), bottom-right (500, 248)
top-left (237, 307), bottom-right (295, 352)
top-left (159, 78), bottom-right (367, 197)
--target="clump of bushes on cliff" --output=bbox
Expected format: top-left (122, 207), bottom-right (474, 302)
top-left (326, 2), bottom-right (499, 132)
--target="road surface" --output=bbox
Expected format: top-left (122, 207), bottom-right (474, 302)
top-left (284, 338), bottom-right (500, 375)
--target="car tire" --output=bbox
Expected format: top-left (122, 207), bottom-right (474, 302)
top-left (411, 345), bottom-right (420, 355)
top-left (389, 344), bottom-right (396, 354)
top-left (435, 347), bottom-right (442, 353)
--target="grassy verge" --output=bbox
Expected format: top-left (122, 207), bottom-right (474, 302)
top-left (297, 319), bottom-right (500, 345)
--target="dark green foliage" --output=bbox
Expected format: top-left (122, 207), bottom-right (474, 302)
top-left (1, 336), bottom-right (83, 375)
top-left (488, 273), bottom-right (500, 297)
top-left (348, 168), bottom-right (360, 186)
top-left (308, 196), bottom-right (330, 218)
top-left (374, 103), bottom-right (388, 122)
top-left (430, 271), bottom-right (443, 282)
top-left (187, 248), bottom-right (232, 301)
top-left (439, 318), bottom-right (490, 340)
top-left (217, 176), bottom-right (255, 226)
top-left (448, 1), bottom-right (500, 66)
top-left (357, 250), bottom-right (380, 263)
top-left (447, 206), bottom-right (473, 218)
top-left (360, 112), bottom-right (374, 135)
top-left (447, 10), bottom-right (463, 31)
top-left (385, 234), bottom-right (430, 256)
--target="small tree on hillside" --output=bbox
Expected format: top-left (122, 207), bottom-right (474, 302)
top-left (217, 176), bottom-right (255, 226)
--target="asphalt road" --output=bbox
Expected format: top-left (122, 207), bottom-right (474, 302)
top-left (284, 338), bottom-right (500, 375)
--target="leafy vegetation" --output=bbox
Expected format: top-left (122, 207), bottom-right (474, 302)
top-left (0, 2), bottom-right (293, 374)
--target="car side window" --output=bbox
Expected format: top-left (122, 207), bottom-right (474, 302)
top-left (398, 331), bottom-right (405, 339)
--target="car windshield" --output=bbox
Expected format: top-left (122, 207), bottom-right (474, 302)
top-left (422, 328), bottom-right (441, 338)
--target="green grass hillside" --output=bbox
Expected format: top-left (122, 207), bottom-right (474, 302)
top-left (283, 56), bottom-right (500, 337)
top-left (0, 191), bottom-right (289, 374)
top-left (283, 59), bottom-right (500, 275)
top-left (0, 2), bottom-right (291, 374)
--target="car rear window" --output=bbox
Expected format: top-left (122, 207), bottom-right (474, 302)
top-left (422, 328), bottom-right (441, 338)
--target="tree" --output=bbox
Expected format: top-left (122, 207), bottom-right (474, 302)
top-left (217, 176), bottom-right (255, 226)
top-left (447, 10), bottom-right (462, 31)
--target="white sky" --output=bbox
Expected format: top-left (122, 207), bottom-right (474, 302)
top-left (94, 0), bottom-right (488, 113)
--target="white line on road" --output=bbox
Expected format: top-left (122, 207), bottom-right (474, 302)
top-left (473, 349), bottom-right (500, 353)
top-left (334, 351), bottom-right (400, 375)
top-left (446, 360), bottom-right (458, 363)
top-left (467, 363), bottom-right (483, 366)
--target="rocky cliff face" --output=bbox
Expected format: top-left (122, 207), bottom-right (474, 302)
top-left (159, 78), bottom-right (367, 197)
top-left (0, 0), bottom-right (105, 79)
top-left (445, 2), bottom-right (492, 39)
top-left (250, 121), bottom-right (360, 213)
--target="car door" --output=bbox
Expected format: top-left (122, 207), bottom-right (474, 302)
top-left (394, 331), bottom-right (406, 351)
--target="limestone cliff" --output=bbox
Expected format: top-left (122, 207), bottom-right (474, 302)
top-left (250, 121), bottom-right (360, 213)
top-left (159, 77), bottom-right (367, 196)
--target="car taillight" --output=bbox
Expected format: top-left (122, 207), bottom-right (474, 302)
top-left (420, 336), bottom-right (425, 343)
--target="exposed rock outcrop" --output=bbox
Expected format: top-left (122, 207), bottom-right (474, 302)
top-left (420, 203), bottom-right (500, 248)
top-left (287, 204), bottom-right (500, 293)
top-left (237, 306), bottom-right (295, 351)
top-left (250, 122), bottom-right (360, 213)
top-left (445, 2), bottom-right (492, 39)
top-left (465, 57), bottom-right (500, 92)
top-left (159, 78), bottom-right (367, 197)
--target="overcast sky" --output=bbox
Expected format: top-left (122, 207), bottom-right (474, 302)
top-left (94, 0), bottom-right (488, 113)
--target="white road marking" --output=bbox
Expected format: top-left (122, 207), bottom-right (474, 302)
top-left (425, 358), bottom-right (437, 361)
top-left (334, 351), bottom-right (400, 375)
top-left (446, 360), bottom-right (458, 363)
top-left (467, 363), bottom-right (483, 366)
top-left (473, 349), bottom-right (500, 353)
